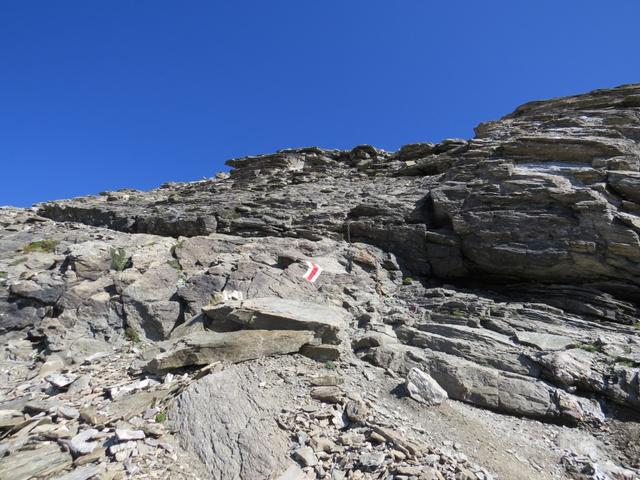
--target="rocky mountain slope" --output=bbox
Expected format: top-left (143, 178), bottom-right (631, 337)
top-left (1, 84), bottom-right (640, 480)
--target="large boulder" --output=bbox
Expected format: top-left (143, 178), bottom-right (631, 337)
top-left (202, 297), bottom-right (350, 344)
top-left (145, 329), bottom-right (315, 373)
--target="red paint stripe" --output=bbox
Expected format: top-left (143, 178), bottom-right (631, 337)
top-left (306, 263), bottom-right (319, 281)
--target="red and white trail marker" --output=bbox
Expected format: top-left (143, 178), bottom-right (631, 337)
top-left (303, 261), bottom-right (323, 283)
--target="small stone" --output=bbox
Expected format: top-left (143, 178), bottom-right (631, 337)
top-left (109, 441), bottom-right (137, 455)
top-left (109, 379), bottom-right (160, 400)
top-left (73, 447), bottom-right (106, 466)
top-left (68, 429), bottom-right (99, 455)
top-left (359, 451), bottom-right (385, 469)
top-left (310, 386), bottom-right (343, 404)
top-left (68, 375), bottom-right (91, 394)
top-left (396, 466), bottom-right (424, 476)
top-left (79, 407), bottom-right (108, 426)
top-left (331, 470), bottom-right (346, 480)
top-left (339, 431), bottom-right (366, 447)
top-left (423, 454), bottom-right (440, 465)
top-left (115, 429), bottom-right (145, 441)
top-left (24, 400), bottom-right (54, 415)
top-left (58, 405), bottom-right (80, 420)
top-left (114, 450), bottom-right (131, 462)
top-left (37, 355), bottom-right (65, 378)
top-left (405, 368), bottom-right (448, 406)
top-left (140, 423), bottom-right (164, 438)
top-left (300, 344), bottom-right (341, 361)
top-left (345, 399), bottom-right (368, 423)
top-left (293, 446), bottom-right (318, 467)
top-left (46, 373), bottom-right (77, 389)
top-left (312, 437), bottom-right (335, 453)
top-left (297, 431), bottom-right (309, 446)
top-left (390, 449), bottom-right (406, 460)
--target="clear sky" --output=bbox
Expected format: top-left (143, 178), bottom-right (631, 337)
top-left (1, 1), bottom-right (639, 207)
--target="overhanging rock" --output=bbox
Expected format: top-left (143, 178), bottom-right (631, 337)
top-left (202, 297), bottom-right (350, 344)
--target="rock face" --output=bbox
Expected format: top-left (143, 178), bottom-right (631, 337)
top-left (1, 84), bottom-right (640, 479)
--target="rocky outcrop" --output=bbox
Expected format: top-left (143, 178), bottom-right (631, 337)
top-left (2, 84), bottom-right (640, 479)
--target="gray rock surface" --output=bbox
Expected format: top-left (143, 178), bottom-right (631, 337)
top-left (0, 442), bottom-right (72, 480)
top-left (170, 369), bottom-right (290, 479)
top-left (145, 329), bottom-right (315, 373)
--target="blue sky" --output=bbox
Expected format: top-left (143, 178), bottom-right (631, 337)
top-left (1, 1), bottom-right (639, 207)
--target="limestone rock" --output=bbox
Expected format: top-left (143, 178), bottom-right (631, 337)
top-left (405, 368), bottom-right (448, 406)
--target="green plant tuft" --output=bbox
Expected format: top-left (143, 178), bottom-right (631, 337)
top-left (324, 361), bottom-right (336, 370)
top-left (402, 277), bottom-right (413, 286)
top-left (110, 247), bottom-right (131, 271)
top-left (167, 259), bottom-right (182, 271)
top-left (125, 327), bottom-right (141, 343)
top-left (578, 342), bottom-right (603, 354)
top-left (23, 239), bottom-right (59, 253)
top-left (155, 411), bottom-right (167, 423)
top-left (170, 240), bottom-right (185, 256)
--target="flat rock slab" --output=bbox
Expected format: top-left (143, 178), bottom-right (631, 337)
top-left (55, 465), bottom-right (100, 480)
top-left (0, 442), bottom-right (72, 480)
top-left (515, 331), bottom-right (576, 351)
top-left (146, 329), bottom-right (315, 373)
top-left (170, 369), bottom-right (289, 479)
top-left (203, 297), bottom-right (349, 344)
top-left (106, 390), bottom-right (168, 421)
